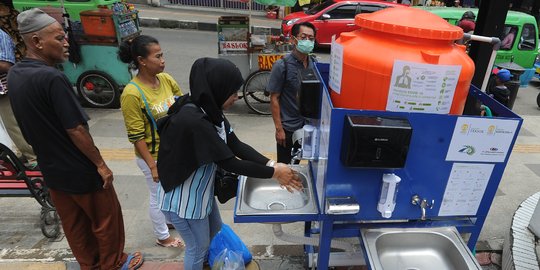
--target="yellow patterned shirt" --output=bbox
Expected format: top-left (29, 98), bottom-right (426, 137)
top-left (121, 73), bottom-right (182, 158)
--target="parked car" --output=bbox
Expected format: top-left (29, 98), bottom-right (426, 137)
top-left (419, 7), bottom-right (539, 87)
top-left (281, 0), bottom-right (407, 46)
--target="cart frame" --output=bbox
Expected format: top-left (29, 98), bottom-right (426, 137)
top-left (0, 143), bottom-right (60, 239)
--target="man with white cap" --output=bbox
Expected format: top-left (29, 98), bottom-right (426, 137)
top-left (7, 8), bottom-right (143, 270)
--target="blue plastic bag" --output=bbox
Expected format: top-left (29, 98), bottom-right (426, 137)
top-left (208, 224), bottom-right (252, 267)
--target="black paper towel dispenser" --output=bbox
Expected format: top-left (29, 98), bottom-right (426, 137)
top-left (341, 115), bottom-right (412, 168)
top-left (298, 68), bottom-right (321, 119)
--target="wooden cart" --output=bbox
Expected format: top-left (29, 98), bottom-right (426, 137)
top-left (217, 16), bottom-right (291, 115)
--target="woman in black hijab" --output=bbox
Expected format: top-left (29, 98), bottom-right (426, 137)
top-left (157, 58), bottom-right (302, 270)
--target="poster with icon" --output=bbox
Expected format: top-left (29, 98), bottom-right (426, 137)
top-left (386, 60), bottom-right (461, 114)
top-left (439, 163), bottom-right (495, 216)
top-left (446, 117), bottom-right (520, 162)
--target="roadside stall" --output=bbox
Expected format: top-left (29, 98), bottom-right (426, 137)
top-left (234, 8), bottom-right (522, 269)
top-left (13, 0), bottom-right (141, 108)
top-left (217, 0), bottom-right (295, 115)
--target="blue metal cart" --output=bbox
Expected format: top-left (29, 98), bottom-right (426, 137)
top-left (235, 63), bottom-right (522, 269)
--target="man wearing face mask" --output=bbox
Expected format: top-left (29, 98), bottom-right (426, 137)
top-left (267, 22), bottom-right (316, 164)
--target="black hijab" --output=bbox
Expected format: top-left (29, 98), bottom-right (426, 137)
top-left (157, 58), bottom-right (244, 192)
top-left (189, 57), bottom-right (244, 125)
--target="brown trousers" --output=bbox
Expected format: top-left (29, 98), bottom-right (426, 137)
top-left (49, 186), bottom-right (128, 270)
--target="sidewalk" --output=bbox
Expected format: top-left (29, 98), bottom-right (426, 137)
top-left (135, 4), bottom-right (282, 34)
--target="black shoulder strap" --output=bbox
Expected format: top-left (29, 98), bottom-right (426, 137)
top-left (282, 56), bottom-right (288, 91)
top-left (280, 54), bottom-right (316, 91)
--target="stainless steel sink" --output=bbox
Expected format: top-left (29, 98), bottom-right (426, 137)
top-left (235, 164), bottom-right (318, 216)
top-left (361, 227), bottom-right (481, 270)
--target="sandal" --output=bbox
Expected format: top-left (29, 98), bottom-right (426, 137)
top-left (121, 251), bottom-right (144, 270)
top-left (156, 237), bottom-right (184, 248)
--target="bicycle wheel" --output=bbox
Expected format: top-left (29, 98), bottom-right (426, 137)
top-left (243, 70), bottom-right (272, 115)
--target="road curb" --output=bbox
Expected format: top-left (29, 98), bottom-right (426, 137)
top-left (0, 262), bottom-right (67, 270)
top-left (139, 17), bottom-right (281, 35)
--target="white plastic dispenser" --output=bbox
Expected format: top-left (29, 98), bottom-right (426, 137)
top-left (377, 173), bottom-right (401, 218)
top-left (302, 125), bottom-right (316, 159)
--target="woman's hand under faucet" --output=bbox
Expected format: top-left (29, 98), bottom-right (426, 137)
top-left (273, 163), bottom-right (303, 192)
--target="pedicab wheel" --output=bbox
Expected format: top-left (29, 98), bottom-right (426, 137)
top-left (77, 71), bottom-right (120, 109)
top-left (537, 92), bottom-right (540, 107)
top-left (29, 177), bottom-right (55, 210)
top-left (40, 207), bottom-right (61, 239)
top-left (243, 70), bottom-right (272, 115)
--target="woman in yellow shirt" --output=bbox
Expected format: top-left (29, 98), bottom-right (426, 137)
top-left (119, 35), bottom-right (183, 248)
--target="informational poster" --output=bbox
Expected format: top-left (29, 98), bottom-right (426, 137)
top-left (386, 60), bottom-right (462, 114)
top-left (328, 38), bottom-right (344, 94)
top-left (439, 163), bottom-right (495, 216)
top-left (446, 117), bottom-right (519, 163)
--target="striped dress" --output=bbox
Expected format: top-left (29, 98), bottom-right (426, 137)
top-left (159, 119), bottom-right (228, 219)
top-left (159, 163), bottom-right (216, 219)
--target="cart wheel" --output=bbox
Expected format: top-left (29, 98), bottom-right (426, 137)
top-left (77, 71), bottom-right (120, 109)
top-left (537, 92), bottom-right (540, 108)
top-left (40, 207), bottom-right (61, 239)
top-left (243, 70), bottom-right (272, 115)
top-left (30, 177), bottom-right (55, 210)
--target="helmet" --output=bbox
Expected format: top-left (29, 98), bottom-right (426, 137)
top-left (462, 11), bottom-right (476, 20)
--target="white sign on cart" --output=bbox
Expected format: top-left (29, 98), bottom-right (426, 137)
top-left (439, 163), bottom-right (495, 216)
top-left (446, 117), bottom-right (520, 163)
top-left (386, 60), bottom-right (462, 114)
top-left (328, 38), bottom-right (344, 94)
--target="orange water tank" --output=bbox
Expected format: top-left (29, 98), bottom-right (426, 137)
top-left (329, 8), bottom-right (475, 115)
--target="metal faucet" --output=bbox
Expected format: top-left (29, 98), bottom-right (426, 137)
top-left (290, 148), bottom-right (302, 164)
top-left (411, 195), bottom-right (435, 220)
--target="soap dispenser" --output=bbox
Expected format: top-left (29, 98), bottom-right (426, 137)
top-left (377, 173), bottom-right (401, 218)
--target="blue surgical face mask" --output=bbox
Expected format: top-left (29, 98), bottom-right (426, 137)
top-left (295, 37), bottom-right (315, 54)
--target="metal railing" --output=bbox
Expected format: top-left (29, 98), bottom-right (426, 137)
top-left (164, 0), bottom-right (267, 12)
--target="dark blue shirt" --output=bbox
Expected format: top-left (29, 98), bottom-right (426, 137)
top-left (266, 53), bottom-right (314, 132)
top-left (267, 53), bottom-right (314, 132)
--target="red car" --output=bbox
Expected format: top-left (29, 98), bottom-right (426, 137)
top-left (282, 0), bottom-right (407, 46)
